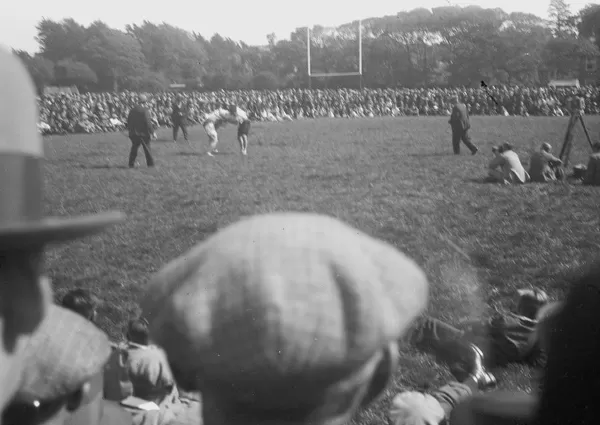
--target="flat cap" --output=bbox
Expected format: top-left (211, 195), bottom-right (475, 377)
top-left (16, 305), bottom-right (112, 402)
top-left (142, 213), bottom-right (428, 409)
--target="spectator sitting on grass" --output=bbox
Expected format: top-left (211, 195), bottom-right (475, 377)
top-left (124, 318), bottom-right (179, 406)
top-left (583, 141), bottom-right (600, 186)
top-left (528, 143), bottom-right (564, 183)
top-left (487, 142), bottom-right (530, 184)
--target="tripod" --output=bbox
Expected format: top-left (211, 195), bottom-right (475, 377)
top-left (559, 109), bottom-right (594, 170)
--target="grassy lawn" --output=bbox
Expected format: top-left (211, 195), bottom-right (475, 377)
top-left (43, 116), bottom-right (600, 424)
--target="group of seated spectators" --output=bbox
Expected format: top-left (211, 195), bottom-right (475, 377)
top-left (37, 85), bottom-right (600, 135)
top-left (486, 141), bottom-right (600, 186)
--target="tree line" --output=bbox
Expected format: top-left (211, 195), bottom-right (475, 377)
top-left (12, 0), bottom-right (600, 93)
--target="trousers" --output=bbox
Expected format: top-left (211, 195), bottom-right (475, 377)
top-left (173, 121), bottom-right (188, 141)
top-left (452, 129), bottom-right (477, 154)
top-left (129, 135), bottom-right (154, 167)
top-left (406, 316), bottom-right (513, 369)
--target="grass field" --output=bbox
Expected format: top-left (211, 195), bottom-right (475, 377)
top-left (44, 116), bottom-right (600, 424)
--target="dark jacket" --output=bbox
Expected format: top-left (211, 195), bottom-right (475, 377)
top-left (171, 103), bottom-right (188, 125)
top-left (583, 152), bottom-right (600, 186)
top-left (449, 103), bottom-right (470, 132)
top-left (127, 105), bottom-right (153, 138)
top-left (529, 151), bottom-right (562, 182)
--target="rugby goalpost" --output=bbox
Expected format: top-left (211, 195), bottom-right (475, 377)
top-left (306, 20), bottom-right (363, 89)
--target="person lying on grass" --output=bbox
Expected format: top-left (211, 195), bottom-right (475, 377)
top-left (404, 288), bottom-right (550, 386)
top-left (390, 298), bottom-right (561, 425)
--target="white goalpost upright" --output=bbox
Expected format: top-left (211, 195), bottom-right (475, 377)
top-left (306, 20), bottom-right (363, 89)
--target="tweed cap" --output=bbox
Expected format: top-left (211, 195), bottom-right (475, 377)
top-left (142, 212), bottom-right (429, 410)
top-left (15, 304), bottom-right (112, 402)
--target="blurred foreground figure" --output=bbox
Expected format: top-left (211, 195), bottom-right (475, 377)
top-left (0, 47), bottom-right (125, 418)
top-left (1, 305), bottom-right (131, 425)
top-left (142, 212), bottom-right (429, 425)
top-left (433, 263), bottom-right (600, 425)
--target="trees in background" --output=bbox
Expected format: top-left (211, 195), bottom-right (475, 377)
top-left (14, 4), bottom-right (600, 93)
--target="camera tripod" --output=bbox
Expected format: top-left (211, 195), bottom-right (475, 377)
top-left (559, 109), bottom-right (594, 169)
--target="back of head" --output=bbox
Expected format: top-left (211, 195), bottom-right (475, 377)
top-left (536, 262), bottom-right (600, 425)
top-left (142, 213), bottom-right (429, 425)
top-left (127, 318), bottom-right (150, 346)
top-left (62, 289), bottom-right (97, 322)
top-left (541, 143), bottom-right (552, 153)
top-left (501, 142), bottom-right (513, 152)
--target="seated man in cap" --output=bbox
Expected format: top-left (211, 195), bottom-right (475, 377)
top-left (142, 212), bottom-right (429, 425)
top-left (487, 143), bottom-right (529, 184)
top-left (1, 304), bottom-right (132, 425)
top-left (583, 142), bottom-right (600, 186)
top-left (0, 46), bottom-right (124, 416)
top-left (406, 288), bottom-right (549, 386)
top-left (528, 143), bottom-right (564, 183)
top-left (123, 318), bottom-right (178, 406)
top-left (105, 317), bottom-right (202, 425)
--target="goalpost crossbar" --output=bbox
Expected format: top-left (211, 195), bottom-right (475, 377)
top-left (310, 72), bottom-right (362, 78)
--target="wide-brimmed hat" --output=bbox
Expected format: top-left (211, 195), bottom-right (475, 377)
top-left (0, 48), bottom-right (125, 249)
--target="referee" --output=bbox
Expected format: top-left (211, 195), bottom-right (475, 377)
top-left (126, 95), bottom-right (155, 168)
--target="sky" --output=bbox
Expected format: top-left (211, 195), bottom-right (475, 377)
top-left (0, 0), bottom-right (594, 54)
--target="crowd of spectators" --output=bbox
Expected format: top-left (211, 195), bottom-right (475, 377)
top-left (37, 85), bottom-right (600, 135)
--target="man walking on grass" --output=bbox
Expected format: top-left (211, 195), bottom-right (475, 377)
top-left (449, 95), bottom-right (478, 156)
top-left (127, 94), bottom-right (155, 168)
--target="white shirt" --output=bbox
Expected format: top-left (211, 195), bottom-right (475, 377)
top-left (203, 109), bottom-right (237, 126)
top-left (235, 108), bottom-right (249, 123)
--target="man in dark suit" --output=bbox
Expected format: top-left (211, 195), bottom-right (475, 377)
top-left (127, 95), bottom-right (154, 168)
top-left (171, 96), bottom-right (189, 143)
top-left (449, 96), bottom-right (478, 155)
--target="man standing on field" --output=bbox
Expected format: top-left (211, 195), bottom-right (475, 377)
top-left (449, 95), bottom-right (478, 156)
top-left (127, 95), bottom-right (155, 168)
top-left (202, 104), bottom-right (251, 156)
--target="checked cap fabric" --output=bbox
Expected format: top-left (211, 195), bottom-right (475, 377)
top-left (142, 212), bottom-right (429, 410)
top-left (15, 304), bottom-right (112, 402)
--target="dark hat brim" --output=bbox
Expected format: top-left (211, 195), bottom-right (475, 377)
top-left (0, 211), bottom-right (126, 249)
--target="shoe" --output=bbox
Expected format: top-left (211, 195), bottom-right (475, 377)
top-left (214, 149), bottom-right (219, 153)
top-left (472, 148), bottom-right (479, 155)
top-left (469, 344), bottom-right (497, 390)
top-left (242, 149), bottom-right (247, 155)
top-left (207, 151), bottom-right (215, 157)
